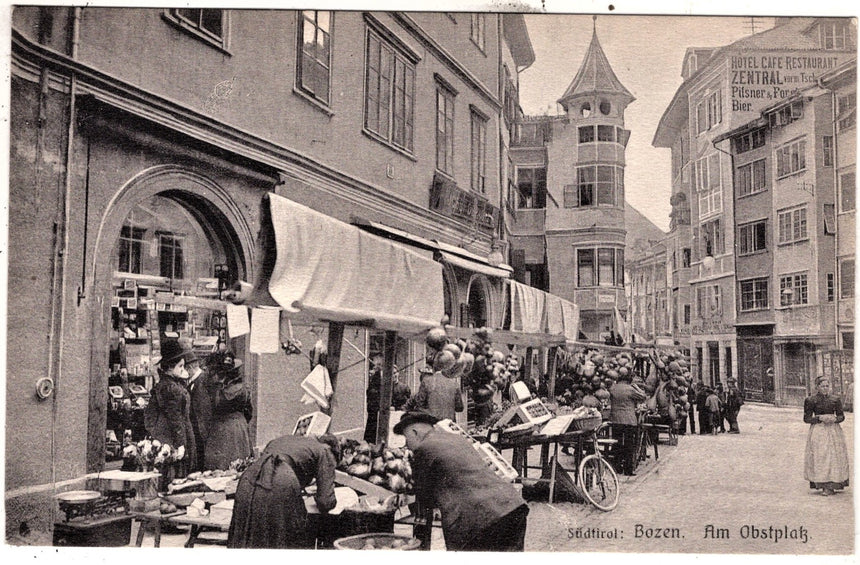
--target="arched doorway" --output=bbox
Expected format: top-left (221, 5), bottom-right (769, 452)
top-left (89, 166), bottom-right (254, 470)
top-left (466, 276), bottom-right (492, 329)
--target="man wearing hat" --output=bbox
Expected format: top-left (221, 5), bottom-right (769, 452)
top-left (394, 412), bottom-right (529, 551)
top-left (724, 378), bottom-right (744, 434)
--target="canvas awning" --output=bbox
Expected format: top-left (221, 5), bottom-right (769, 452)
top-left (266, 193), bottom-right (444, 335)
top-left (438, 251), bottom-right (512, 279)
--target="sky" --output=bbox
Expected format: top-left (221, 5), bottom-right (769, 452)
top-left (517, 14), bottom-right (775, 233)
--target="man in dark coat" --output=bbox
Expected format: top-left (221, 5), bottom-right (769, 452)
top-left (228, 434), bottom-right (339, 549)
top-left (609, 374), bottom-right (647, 475)
top-left (394, 412), bottom-right (529, 551)
top-left (696, 380), bottom-right (711, 434)
top-left (724, 378), bottom-right (744, 433)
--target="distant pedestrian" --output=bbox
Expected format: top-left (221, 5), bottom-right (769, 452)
top-left (724, 378), bottom-right (744, 434)
top-left (696, 380), bottom-right (710, 434)
top-left (687, 380), bottom-right (698, 435)
top-left (803, 376), bottom-right (850, 496)
top-left (714, 383), bottom-right (727, 433)
top-left (705, 387), bottom-right (722, 435)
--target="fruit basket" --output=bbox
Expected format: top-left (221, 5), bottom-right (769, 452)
top-left (333, 533), bottom-right (420, 550)
top-left (570, 415), bottom-right (602, 431)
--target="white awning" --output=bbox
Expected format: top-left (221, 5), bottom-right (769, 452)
top-left (438, 251), bottom-right (512, 279)
top-left (266, 193), bottom-right (444, 335)
top-left (509, 280), bottom-right (580, 340)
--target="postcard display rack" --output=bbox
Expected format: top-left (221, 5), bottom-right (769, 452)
top-left (105, 273), bottom-right (231, 452)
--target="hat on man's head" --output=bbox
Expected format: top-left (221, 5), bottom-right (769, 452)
top-left (156, 339), bottom-right (187, 368)
top-left (393, 411), bottom-right (439, 435)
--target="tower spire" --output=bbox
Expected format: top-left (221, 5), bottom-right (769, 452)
top-left (593, 14), bottom-right (597, 33)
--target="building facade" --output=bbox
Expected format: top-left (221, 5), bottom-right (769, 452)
top-left (652, 17), bottom-right (856, 389)
top-left (7, 7), bottom-right (533, 539)
top-left (508, 23), bottom-right (633, 340)
top-left (719, 86), bottom-right (842, 404)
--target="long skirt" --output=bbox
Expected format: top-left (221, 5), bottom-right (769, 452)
top-left (228, 454), bottom-right (313, 548)
top-left (804, 422), bottom-right (850, 490)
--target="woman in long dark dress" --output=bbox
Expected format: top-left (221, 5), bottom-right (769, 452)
top-left (228, 435), bottom-right (339, 548)
top-left (202, 351), bottom-right (254, 471)
top-left (803, 376), bottom-right (850, 496)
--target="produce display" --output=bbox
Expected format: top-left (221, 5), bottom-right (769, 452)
top-left (425, 326), bottom-right (528, 427)
top-left (336, 438), bottom-right (413, 494)
top-left (555, 346), bottom-right (692, 426)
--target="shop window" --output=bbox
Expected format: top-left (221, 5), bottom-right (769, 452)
top-left (840, 171), bottom-right (856, 212)
top-left (740, 277), bottom-right (769, 311)
top-left (118, 225), bottom-right (146, 274)
top-left (436, 83), bottom-right (455, 175)
top-left (470, 109), bottom-right (488, 194)
top-left (296, 11), bottom-right (333, 106)
top-left (840, 259), bottom-right (854, 298)
top-left (736, 159), bottom-right (766, 197)
top-left (780, 272), bottom-right (808, 306)
top-left (515, 166), bottom-right (546, 209)
top-left (470, 13), bottom-right (486, 51)
top-left (364, 27), bottom-right (415, 153)
top-left (166, 8), bottom-right (227, 49)
top-left (777, 206), bottom-right (808, 244)
top-left (738, 220), bottom-right (767, 255)
top-left (775, 137), bottom-right (806, 178)
top-left (159, 233), bottom-right (184, 280)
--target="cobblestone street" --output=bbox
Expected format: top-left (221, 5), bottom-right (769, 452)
top-left (524, 403), bottom-right (854, 554)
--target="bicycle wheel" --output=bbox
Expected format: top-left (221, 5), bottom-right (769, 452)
top-left (578, 454), bottom-right (620, 511)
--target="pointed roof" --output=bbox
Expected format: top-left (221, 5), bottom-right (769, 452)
top-left (558, 22), bottom-right (635, 108)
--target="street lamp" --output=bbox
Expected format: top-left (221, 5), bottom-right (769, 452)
top-left (782, 287), bottom-right (794, 307)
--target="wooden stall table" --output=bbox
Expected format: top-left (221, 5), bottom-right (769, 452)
top-left (167, 513), bottom-right (231, 547)
top-left (491, 429), bottom-right (590, 503)
top-left (130, 509), bottom-right (184, 547)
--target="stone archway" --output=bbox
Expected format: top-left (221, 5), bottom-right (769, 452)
top-left (465, 275), bottom-right (494, 329)
top-left (85, 165), bottom-right (255, 471)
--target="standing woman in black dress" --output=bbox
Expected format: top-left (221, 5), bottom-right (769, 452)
top-left (803, 376), bottom-right (850, 496)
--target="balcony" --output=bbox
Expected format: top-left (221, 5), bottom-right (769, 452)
top-left (512, 119), bottom-right (554, 147)
top-left (429, 174), bottom-right (498, 233)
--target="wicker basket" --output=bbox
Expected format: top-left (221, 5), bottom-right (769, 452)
top-left (333, 533), bottom-right (420, 550)
top-left (569, 415), bottom-right (602, 431)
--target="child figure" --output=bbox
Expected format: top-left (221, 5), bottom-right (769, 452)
top-left (705, 387), bottom-right (723, 436)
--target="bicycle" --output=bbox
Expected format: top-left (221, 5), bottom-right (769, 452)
top-left (573, 422), bottom-right (620, 511)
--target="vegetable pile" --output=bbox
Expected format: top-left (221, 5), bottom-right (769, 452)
top-left (337, 438), bottom-right (413, 494)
